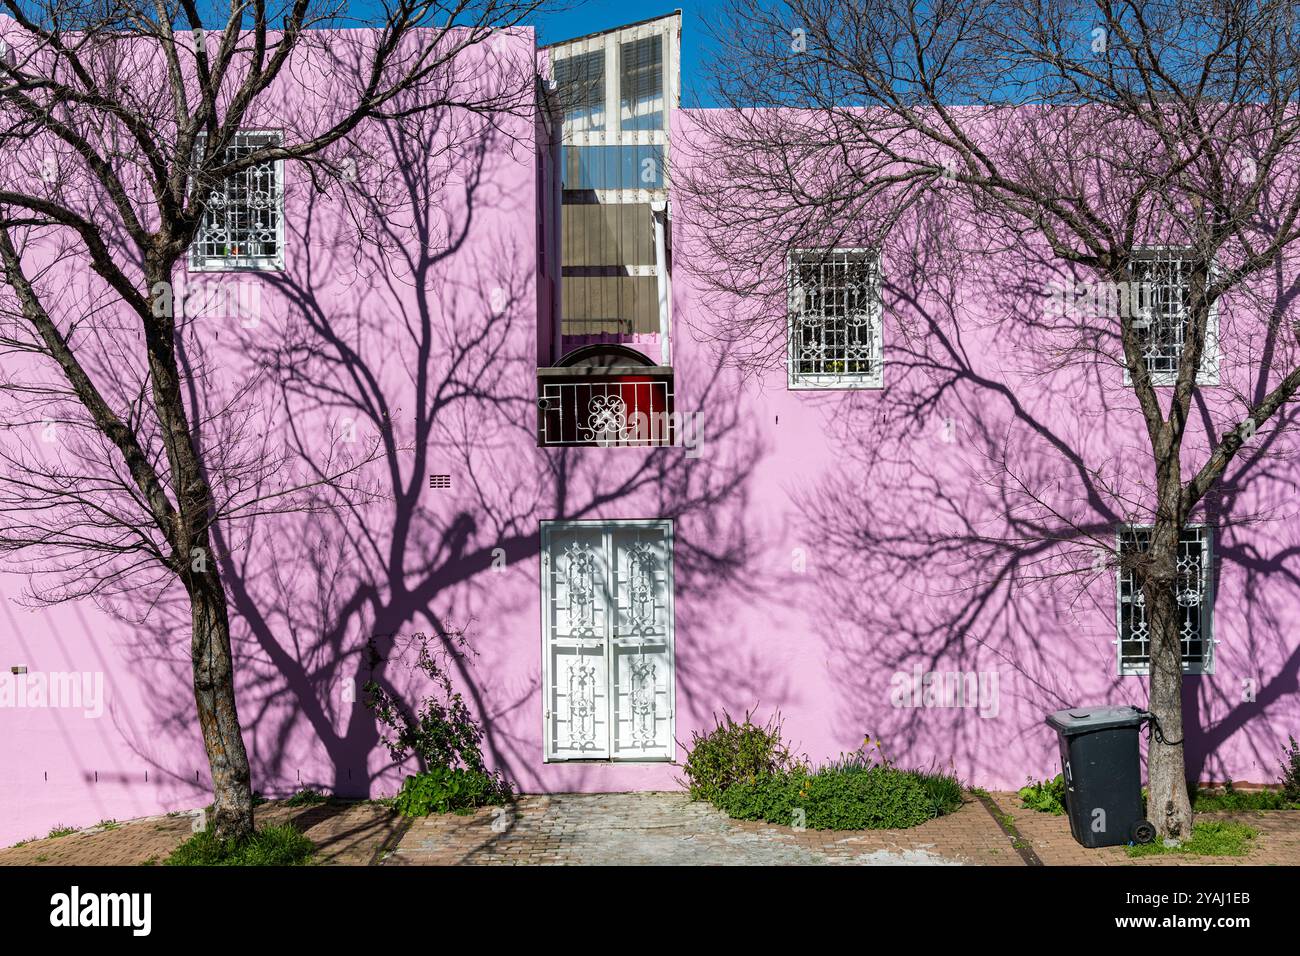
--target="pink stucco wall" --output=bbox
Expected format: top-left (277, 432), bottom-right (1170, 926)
top-left (1, 25), bottom-right (1297, 846)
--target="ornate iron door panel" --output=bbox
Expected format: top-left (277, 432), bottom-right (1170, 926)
top-left (610, 526), bottom-right (673, 758)
top-left (541, 520), bottom-right (675, 761)
top-left (543, 527), bottom-right (611, 758)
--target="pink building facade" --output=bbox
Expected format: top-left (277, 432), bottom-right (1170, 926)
top-left (1, 14), bottom-right (1297, 845)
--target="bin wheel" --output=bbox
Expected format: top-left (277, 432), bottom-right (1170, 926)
top-left (1131, 820), bottom-right (1156, 844)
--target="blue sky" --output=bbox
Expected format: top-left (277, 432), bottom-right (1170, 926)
top-left (527, 1), bottom-right (720, 106)
top-left (8, 0), bottom-right (727, 104)
top-left (346, 1), bottom-right (725, 106)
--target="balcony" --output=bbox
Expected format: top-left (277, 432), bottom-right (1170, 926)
top-left (537, 345), bottom-right (674, 447)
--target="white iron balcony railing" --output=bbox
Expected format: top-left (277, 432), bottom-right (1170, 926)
top-left (537, 366), bottom-right (675, 447)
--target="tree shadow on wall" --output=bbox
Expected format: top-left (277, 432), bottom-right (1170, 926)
top-left (121, 107), bottom-right (766, 797)
top-left (796, 200), bottom-right (1300, 784)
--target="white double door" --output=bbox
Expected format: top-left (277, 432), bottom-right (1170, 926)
top-left (541, 520), bottom-right (675, 760)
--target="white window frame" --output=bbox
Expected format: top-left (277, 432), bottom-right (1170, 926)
top-left (787, 247), bottom-right (884, 390)
top-left (539, 518), bottom-right (676, 762)
top-left (547, 16), bottom-right (680, 364)
top-left (1123, 247), bottom-right (1220, 387)
top-left (1114, 523), bottom-right (1215, 676)
top-left (547, 18), bottom-right (679, 157)
top-left (189, 130), bottom-right (285, 272)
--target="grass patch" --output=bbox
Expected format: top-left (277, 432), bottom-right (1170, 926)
top-left (165, 824), bottom-right (315, 866)
top-left (913, 768), bottom-right (965, 816)
top-left (95, 819), bottom-right (120, 831)
top-left (284, 788), bottom-right (329, 807)
top-left (1192, 785), bottom-right (1300, 812)
top-left (1126, 821), bottom-right (1258, 858)
top-left (1020, 777), bottom-right (1299, 815)
top-left (46, 824), bottom-right (78, 839)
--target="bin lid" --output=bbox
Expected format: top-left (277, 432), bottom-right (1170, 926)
top-left (1045, 704), bottom-right (1147, 734)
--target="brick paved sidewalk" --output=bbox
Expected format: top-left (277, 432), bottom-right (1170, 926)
top-left (2, 790), bottom-right (1296, 865)
top-left (991, 792), bottom-right (1300, 866)
top-left (384, 792), bottom-right (1017, 865)
top-left (0, 800), bottom-right (402, 866)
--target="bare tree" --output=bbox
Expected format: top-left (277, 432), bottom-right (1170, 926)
top-left (682, 0), bottom-right (1300, 839)
top-left (0, 0), bottom-right (544, 841)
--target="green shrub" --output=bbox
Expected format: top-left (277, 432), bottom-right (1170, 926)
top-left (165, 824), bottom-right (315, 866)
top-left (1019, 774), bottom-right (1067, 815)
top-left (1281, 736), bottom-right (1300, 802)
top-left (46, 824), bottom-right (78, 839)
top-left (1125, 821), bottom-right (1257, 858)
top-left (392, 767), bottom-right (510, 817)
top-left (800, 767), bottom-right (937, 829)
top-left (688, 723), bottom-right (960, 830)
top-left (821, 746), bottom-right (963, 817)
top-left (716, 773), bottom-right (799, 822)
top-left (365, 632), bottom-right (512, 806)
top-left (284, 788), bottom-right (328, 807)
top-left (718, 766), bottom-right (945, 830)
top-left (681, 710), bottom-right (805, 804)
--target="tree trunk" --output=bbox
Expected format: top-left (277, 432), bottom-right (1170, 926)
top-left (141, 258), bottom-right (256, 842)
top-left (1143, 517), bottom-right (1194, 842)
top-left (190, 569), bottom-right (255, 841)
